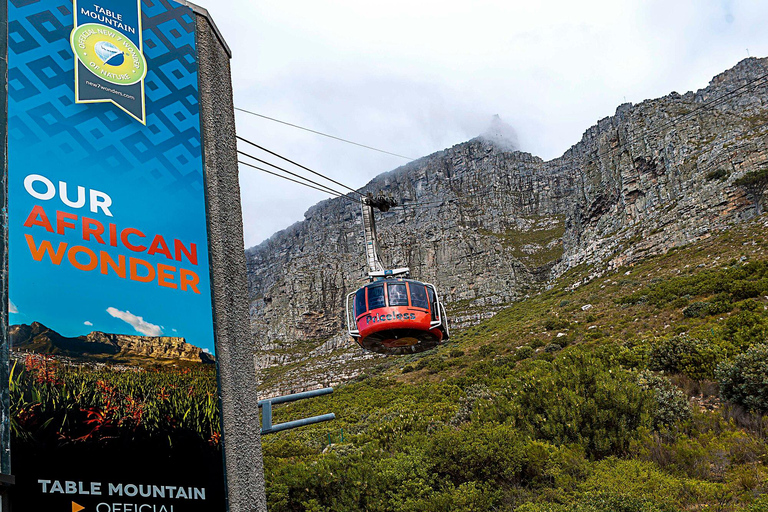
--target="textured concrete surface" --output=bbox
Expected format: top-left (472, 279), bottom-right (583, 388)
top-left (195, 12), bottom-right (267, 512)
top-left (0, 0), bottom-right (11, 479)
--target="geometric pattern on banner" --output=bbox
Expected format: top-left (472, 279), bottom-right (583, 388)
top-left (8, 0), bottom-right (204, 197)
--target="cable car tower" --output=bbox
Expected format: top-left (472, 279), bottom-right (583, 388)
top-left (346, 193), bottom-right (449, 354)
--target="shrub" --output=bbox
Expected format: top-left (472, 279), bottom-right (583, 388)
top-left (717, 343), bottom-right (768, 413)
top-left (483, 351), bottom-right (654, 458)
top-left (720, 310), bottom-right (768, 351)
top-left (682, 298), bottom-right (732, 318)
top-left (478, 345), bottom-right (495, 357)
top-left (427, 358), bottom-right (447, 374)
top-left (544, 343), bottom-right (563, 353)
top-left (429, 424), bottom-right (583, 489)
top-left (648, 335), bottom-right (725, 381)
top-left (636, 370), bottom-right (692, 429)
top-left (530, 339), bottom-right (546, 349)
top-left (516, 346), bottom-right (534, 361)
top-left (618, 261), bottom-right (768, 307)
top-left (544, 317), bottom-right (571, 331)
top-left (706, 168), bottom-right (728, 181)
top-left (401, 364), bottom-right (415, 374)
top-left (449, 349), bottom-right (465, 358)
top-left (450, 385), bottom-right (494, 426)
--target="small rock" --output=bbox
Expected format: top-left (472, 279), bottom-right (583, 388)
top-left (556, 332), bottom-right (567, 338)
top-left (581, 304), bottom-right (593, 311)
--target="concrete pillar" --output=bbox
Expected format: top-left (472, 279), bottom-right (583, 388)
top-left (187, 3), bottom-right (268, 511)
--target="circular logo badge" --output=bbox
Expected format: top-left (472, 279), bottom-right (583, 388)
top-left (70, 23), bottom-right (147, 86)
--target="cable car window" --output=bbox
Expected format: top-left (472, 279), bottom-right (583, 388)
top-left (409, 283), bottom-right (429, 309)
top-left (368, 285), bottom-right (386, 310)
top-left (355, 288), bottom-right (367, 316)
top-left (388, 283), bottom-right (409, 306)
top-left (427, 286), bottom-right (437, 320)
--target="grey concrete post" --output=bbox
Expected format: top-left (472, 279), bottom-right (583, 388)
top-left (190, 5), bottom-right (268, 511)
top-left (0, 0), bottom-right (10, 480)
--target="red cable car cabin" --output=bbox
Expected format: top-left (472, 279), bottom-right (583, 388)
top-left (346, 278), bottom-right (449, 355)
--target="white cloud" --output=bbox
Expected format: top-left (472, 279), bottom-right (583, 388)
top-left (9, 301), bottom-right (18, 314)
top-left (202, 348), bottom-right (212, 354)
top-left (212, 0), bottom-right (768, 247)
top-left (106, 307), bottom-right (163, 337)
top-left (84, 321), bottom-right (93, 326)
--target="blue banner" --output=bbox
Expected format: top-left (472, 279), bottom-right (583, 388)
top-left (7, 0), bottom-right (226, 510)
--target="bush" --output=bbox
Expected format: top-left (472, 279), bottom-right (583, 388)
top-left (450, 385), bottom-right (494, 426)
top-left (648, 335), bottom-right (725, 381)
top-left (682, 297), bottom-right (732, 318)
top-left (636, 370), bottom-right (692, 429)
top-left (720, 310), bottom-right (768, 351)
top-left (706, 168), bottom-right (728, 181)
top-left (516, 346), bottom-right (534, 361)
top-left (427, 358), bottom-right (447, 374)
top-left (429, 424), bottom-right (584, 489)
top-left (544, 343), bottom-right (563, 353)
top-left (618, 261), bottom-right (768, 306)
top-left (717, 343), bottom-right (768, 413)
top-left (482, 351), bottom-right (654, 458)
top-left (478, 345), bottom-right (495, 357)
top-left (449, 349), bottom-right (465, 358)
top-left (544, 317), bottom-right (570, 331)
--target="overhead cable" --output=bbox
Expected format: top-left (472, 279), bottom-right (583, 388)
top-left (234, 108), bottom-right (416, 161)
top-left (237, 160), bottom-right (361, 205)
top-left (237, 136), bottom-right (365, 197)
top-left (237, 149), bottom-right (355, 199)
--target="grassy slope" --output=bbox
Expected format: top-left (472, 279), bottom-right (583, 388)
top-left (261, 213), bottom-right (768, 512)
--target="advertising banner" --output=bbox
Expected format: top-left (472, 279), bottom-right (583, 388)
top-left (7, 0), bottom-right (226, 510)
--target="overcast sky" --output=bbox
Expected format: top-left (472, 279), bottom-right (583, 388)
top-left (205, 0), bottom-right (768, 247)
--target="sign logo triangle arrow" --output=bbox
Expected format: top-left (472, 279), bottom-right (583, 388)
top-left (72, 502), bottom-right (85, 512)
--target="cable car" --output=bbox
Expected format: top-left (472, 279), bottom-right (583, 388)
top-left (345, 194), bottom-right (449, 355)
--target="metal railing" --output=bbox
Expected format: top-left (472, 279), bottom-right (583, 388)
top-left (259, 388), bottom-right (336, 435)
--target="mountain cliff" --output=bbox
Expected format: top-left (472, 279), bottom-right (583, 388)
top-left (246, 57), bottom-right (768, 395)
top-left (10, 322), bottom-right (214, 364)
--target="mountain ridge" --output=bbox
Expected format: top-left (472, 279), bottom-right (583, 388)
top-left (247, 57), bottom-right (768, 396)
top-left (10, 322), bottom-right (214, 364)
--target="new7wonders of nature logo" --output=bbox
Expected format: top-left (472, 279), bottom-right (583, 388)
top-left (70, 0), bottom-right (148, 123)
top-left (71, 24), bottom-right (147, 86)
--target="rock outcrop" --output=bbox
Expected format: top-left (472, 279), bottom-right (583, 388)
top-left (10, 322), bottom-right (214, 364)
top-left (247, 57), bottom-right (768, 396)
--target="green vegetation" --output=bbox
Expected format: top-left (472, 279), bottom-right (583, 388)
top-left (11, 355), bottom-right (221, 446)
top-left (262, 215), bottom-right (768, 511)
top-left (717, 344), bottom-right (768, 413)
top-left (480, 216), bottom-right (566, 267)
top-left (706, 168), bottom-right (729, 181)
top-left (735, 168), bottom-right (768, 191)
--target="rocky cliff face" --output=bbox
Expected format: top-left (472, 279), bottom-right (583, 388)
top-left (247, 58), bottom-right (768, 396)
top-left (10, 322), bottom-right (214, 364)
top-left (84, 331), bottom-right (214, 363)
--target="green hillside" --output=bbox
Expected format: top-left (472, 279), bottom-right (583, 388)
top-left (261, 213), bottom-right (768, 512)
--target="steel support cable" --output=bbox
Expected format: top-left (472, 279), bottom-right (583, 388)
top-left (238, 160), bottom-right (361, 205)
top-left (234, 108), bottom-right (416, 161)
top-left (237, 136), bottom-right (366, 197)
top-left (238, 149), bottom-right (359, 200)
